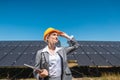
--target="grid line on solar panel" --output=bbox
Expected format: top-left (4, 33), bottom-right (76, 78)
top-left (0, 46), bottom-right (21, 66)
top-left (86, 42), bottom-right (112, 66)
top-left (75, 45), bottom-right (95, 66)
top-left (78, 42), bottom-right (114, 66)
top-left (13, 41), bottom-right (46, 66)
top-left (101, 54), bottom-right (120, 66)
top-left (74, 53), bottom-right (94, 66)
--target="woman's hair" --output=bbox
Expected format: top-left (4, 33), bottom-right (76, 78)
top-left (45, 34), bottom-right (50, 43)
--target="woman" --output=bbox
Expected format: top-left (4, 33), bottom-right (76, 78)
top-left (33, 27), bottom-right (79, 80)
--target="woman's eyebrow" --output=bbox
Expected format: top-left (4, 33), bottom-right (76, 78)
top-left (52, 33), bottom-right (57, 35)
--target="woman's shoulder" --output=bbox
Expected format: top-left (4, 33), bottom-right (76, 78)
top-left (37, 46), bottom-right (47, 53)
top-left (57, 46), bottom-right (64, 49)
top-left (57, 46), bottom-right (67, 51)
top-left (36, 48), bottom-right (44, 54)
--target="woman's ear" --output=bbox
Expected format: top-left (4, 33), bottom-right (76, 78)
top-left (45, 34), bottom-right (49, 42)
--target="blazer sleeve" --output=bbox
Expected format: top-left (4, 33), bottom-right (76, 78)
top-left (33, 50), bottom-right (42, 80)
top-left (64, 38), bottom-right (79, 54)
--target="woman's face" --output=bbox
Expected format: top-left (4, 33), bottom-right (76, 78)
top-left (47, 32), bottom-right (59, 44)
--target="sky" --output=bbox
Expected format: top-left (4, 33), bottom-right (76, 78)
top-left (0, 0), bottom-right (120, 45)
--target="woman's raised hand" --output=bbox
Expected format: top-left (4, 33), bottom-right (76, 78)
top-left (59, 32), bottom-right (71, 39)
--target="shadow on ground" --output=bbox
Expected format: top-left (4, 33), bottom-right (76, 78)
top-left (71, 66), bottom-right (120, 78)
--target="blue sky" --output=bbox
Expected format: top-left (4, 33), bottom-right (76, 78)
top-left (0, 0), bottom-right (120, 45)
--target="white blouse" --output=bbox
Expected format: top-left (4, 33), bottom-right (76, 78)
top-left (43, 46), bottom-right (62, 77)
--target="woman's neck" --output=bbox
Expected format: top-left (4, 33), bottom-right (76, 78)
top-left (48, 43), bottom-right (56, 50)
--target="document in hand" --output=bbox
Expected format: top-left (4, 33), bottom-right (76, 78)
top-left (24, 64), bottom-right (43, 73)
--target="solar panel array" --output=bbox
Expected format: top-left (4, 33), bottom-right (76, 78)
top-left (0, 41), bottom-right (47, 67)
top-left (68, 41), bottom-right (120, 66)
top-left (0, 41), bottom-right (120, 67)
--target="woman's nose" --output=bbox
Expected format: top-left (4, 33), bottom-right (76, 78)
top-left (55, 35), bottom-right (58, 37)
top-left (55, 36), bottom-right (58, 39)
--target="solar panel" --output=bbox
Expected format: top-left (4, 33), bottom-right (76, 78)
top-left (8, 41), bottom-right (21, 46)
top-left (114, 54), bottom-right (120, 60)
top-left (0, 46), bottom-right (17, 60)
top-left (16, 41), bottom-right (32, 46)
top-left (0, 52), bottom-right (21, 66)
top-left (0, 41), bottom-right (43, 67)
top-left (0, 41), bottom-right (120, 67)
top-left (67, 54), bottom-right (76, 60)
top-left (30, 41), bottom-right (46, 46)
top-left (92, 46), bottom-right (107, 53)
top-left (14, 52), bottom-right (35, 66)
top-left (0, 41), bottom-right (11, 46)
top-left (74, 53), bottom-right (94, 66)
top-left (14, 46), bottom-right (41, 66)
top-left (87, 53), bottom-right (111, 66)
top-left (23, 46), bottom-right (40, 53)
top-left (101, 53), bottom-right (120, 66)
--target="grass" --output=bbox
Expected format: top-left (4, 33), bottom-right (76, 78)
top-left (0, 65), bottom-right (120, 80)
top-left (1, 73), bottom-right (120, 80)
top-left (73, 73), bottom-right (120, 80)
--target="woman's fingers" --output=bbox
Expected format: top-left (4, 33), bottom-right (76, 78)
top-left (36, 69), bottom-right (43, 73)
top-left (38, 69), bottom-right (48, 78)
top-left (60, 32), bottom-right (71, 39)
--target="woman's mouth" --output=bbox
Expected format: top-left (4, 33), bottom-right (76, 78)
top-left (56, 38), bottom-right (58, 41)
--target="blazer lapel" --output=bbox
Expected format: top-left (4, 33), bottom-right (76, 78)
top-left (43, 51), bottom-right (49, 63)
top-left (57, 49), bottom-right (64, 58)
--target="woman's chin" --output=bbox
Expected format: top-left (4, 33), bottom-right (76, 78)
top-left (54, 40), bottom-right (58, 44)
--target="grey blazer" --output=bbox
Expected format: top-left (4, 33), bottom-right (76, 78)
top-left (33, 38), bottom-right (79, 80)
